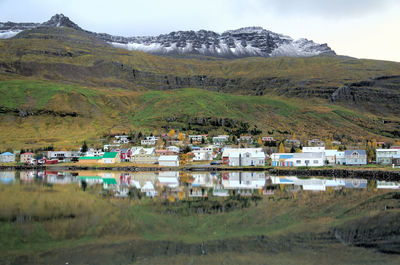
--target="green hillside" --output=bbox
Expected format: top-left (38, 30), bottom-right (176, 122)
top-left (0, 26), bottom-right (400, 149)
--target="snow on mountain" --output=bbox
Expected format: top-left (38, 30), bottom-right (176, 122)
top-left (0, 14), bottom-right (336, 58)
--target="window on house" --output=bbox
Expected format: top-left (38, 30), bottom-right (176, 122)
top-left (313, 160), bottom-right (319, 164)
top-left (296, 160), bottom-right (301, 164)
top-left (305, 160), bottom-right (310, 164)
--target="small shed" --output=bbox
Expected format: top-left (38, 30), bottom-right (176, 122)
top-left (158, 155), bottom-right (179, 167)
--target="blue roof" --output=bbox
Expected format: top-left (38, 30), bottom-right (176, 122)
top-left (279, 155), bottom-right (293, 159)
top-left (0, 152), bottom-right (14, 156)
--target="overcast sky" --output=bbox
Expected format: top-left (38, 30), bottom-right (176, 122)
top-left (1, 0), bottom-right (400, 62)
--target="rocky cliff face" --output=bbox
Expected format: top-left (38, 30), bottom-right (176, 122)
top-left (0, 14), bottom-right (336, 58)
top-left (107, 26), bottom-right (336, 58)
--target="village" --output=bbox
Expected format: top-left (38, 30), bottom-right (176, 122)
top-left (1, 131), bottom-right (400, 168)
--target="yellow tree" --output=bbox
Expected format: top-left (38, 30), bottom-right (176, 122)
top-left (278, 142), bottom-right (285, 153)
top-left (292, 133), bottom-right (296, 139)
top-left (258, 137), bottom-right (263, 145)
top-left (178, 132), bottom-right (185, 141)
top-left (168, 129), bottom-right (176, 138)
top-left (325, 139), bottom-right (333, 149)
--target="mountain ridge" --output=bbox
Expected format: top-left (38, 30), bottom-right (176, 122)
top-left (0, 14), bottom-right (335, 59)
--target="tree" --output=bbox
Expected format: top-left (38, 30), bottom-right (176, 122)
top-left (201, 137), bottom-right (205, 144)
top-left (325, 139), bottom-right (333, 149)
top-left (278, 142), bottom-right (285, 153)
top-left (81, 141), bottom-right (88, 153)
top-left (292, 133), bottom-right (296, 139)
top-left (168, 129), bottom-right (176, 138)
top-left (258, 137), bottom-right (263, 145)
top-left (290, 145), bottom-right (296, 153)
top-left (178, 132), bottom-right (185, 141)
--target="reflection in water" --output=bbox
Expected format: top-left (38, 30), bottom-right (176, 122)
top-left (2, 170), bottom-right (400, 199)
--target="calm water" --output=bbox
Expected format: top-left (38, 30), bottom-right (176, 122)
top-left (1, 170), bottom-right (399, 199)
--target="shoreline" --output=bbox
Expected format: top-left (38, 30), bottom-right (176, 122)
top-left (1, 164), bottom-right (400, 180)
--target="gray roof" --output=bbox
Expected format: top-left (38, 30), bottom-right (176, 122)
top-left (344, 150), bottom-right (366, 156)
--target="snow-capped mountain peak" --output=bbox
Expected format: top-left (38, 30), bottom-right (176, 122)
top-left (0, 14), bottom-right (336, 58)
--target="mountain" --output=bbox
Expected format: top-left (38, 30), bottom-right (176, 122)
top-left (0, 14), bottom-right (399, 149)
top-left (0, 14), bottom-right (335, 58)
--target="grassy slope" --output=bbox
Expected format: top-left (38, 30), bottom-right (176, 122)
top-left (0, 79), bottom-right (395, 150)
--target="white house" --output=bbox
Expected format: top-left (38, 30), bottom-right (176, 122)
top-left (85, 148), bottom-right (104, 157)
top-left (376, 149), bottom-right (400, 165)
top-left (166, 146), bottom-right (180, 154)
top-left (48, 151), bottom-right (80, 162)
top-left (0, 152), bottom-right (16, 163)
top-left (228, 151), bottom-right (266, 166)
top-left (193, 149), bottom-right (213, 161)
top-left (222, 148), bottom-right (263, 164)
top-left (130, 147), bottom-right (157, 164)
top-left (141, 136), bottom-right (158, 146)
top-left (141, 181), bottom-right (157, 197)
top-left (303, 147), bottom-right (325, 153)
top-left (325, 149), bottom-right (340, 165)
top-left (189, 135), bottom-right (207, 143)
top-left (271, 152), bottom-right (325, 167)
top-left (114, 135), bottom-right (130, 144)
top-left (158, 155), bottom-right (179, 167)
top-left (212, 135), bottom-right (229, 145)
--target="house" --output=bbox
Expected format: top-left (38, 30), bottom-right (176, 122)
top-left (307, 139), bottom-right (325, 147)
top-left (303, 147), bottom-right (325, 153)
top-left (189, 135), bottom-right (207, 144)
top-left (393, 154), bottom-right (400, 166)
top-left (0, 152), bottom-right (15, 163)
top-left (222, 148), bottom-right (263, 164)
top-left (85, 148), bottom-right (103, 157)
top-left (114, 148), bottom-right (131, 162)
top-left (325, 149), bottom-right (340, 165)
top-left (130, 148), bottom-right (157, 164)
top-left (102, 177), bottom-right (117, 190)
top-left (286, 139), bottom-right (301, 147)
top-left (228, 151), bottom-right (266, 166)
top-left (114, 135), bottom-right (130, 144)
top-left (344, 150), bottom-right (367, 165)
top-left (141, 136), bottom-right (158, 146)
top-left (20, 152), bottom-right (35, 163)
top-left (101, 152), bottom-right (121, 164)
top-left (158, 155), bottom-right (179, 167)
top-left (48, 151), bottom-right (80, 163)
top-left (238, 136), bottom-right (252, 143)
top-left (212, 135), bottom-right (229, 145)
top-left (193, 149), bottom-right (213, 161)
top-left (271, 152), bottom-right (325, 167)
top-left (262, 137), bottom-right (275, 142)
top-left (78, 156), bottom-right (102, 164)
top-left (376, 149), bottom-right (400, 165)
top-left (156, 149), bottom-right (177, 156)
top-left (336, 151), bottom-right (345, 165)
top-left (166, 146), bottom-right (180, 154)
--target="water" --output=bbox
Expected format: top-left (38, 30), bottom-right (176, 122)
top-left (1, 170), bottom-right (399, 199)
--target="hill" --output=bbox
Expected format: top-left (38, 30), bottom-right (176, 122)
top-left (0, 26), bottom-right (399, 149)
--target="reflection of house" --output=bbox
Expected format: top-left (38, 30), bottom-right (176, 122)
top-left (0, 152), bottom-right (15, 163)
top-left (377, 181), bottom-right (400, 189)
top-left (222, 172), bottom-right (266, 189)
top-left (344, 150), bottom-right (367, 165)
top-left (228, 151), bottom-right (266, 166)
top-left (141, 181), bottom-right (157, 197)
top-left (0, 171), bottom-right (15, 184)
top-left (192, 173), bottom-right (214, 188)
top-left (20, 152), bottom-right (35, 163)
top-left (376, 149), bottom-right (400, 165)
top-left (158, 155), bottom-right (179, 167)
top-left (130, 148), bottom-right (157, 164)
top-left (344, 179), bottom-right (367, 189)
